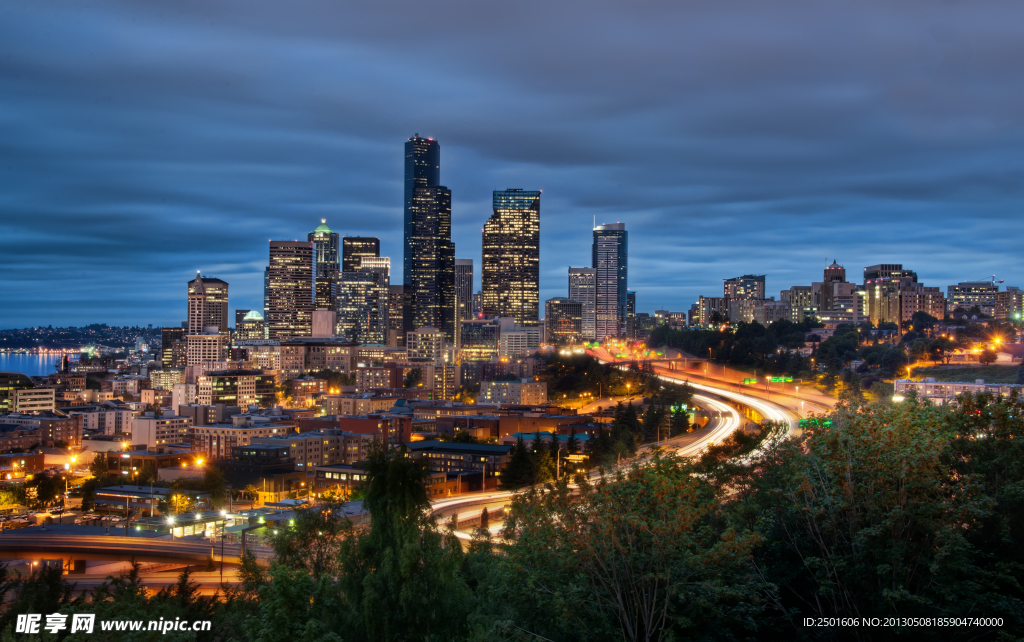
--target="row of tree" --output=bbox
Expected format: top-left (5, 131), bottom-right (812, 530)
top-left (8, 391), bottom-right (1022, 640)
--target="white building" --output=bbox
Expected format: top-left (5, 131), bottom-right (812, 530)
top-left (479, 379), bottom-right (547, 405)
top-left (131, 415), bottom-right (192, 449)
top-left (406, 327), bottom-right (445, 361)
top-left (894, 378), bottom-right (1024, 404)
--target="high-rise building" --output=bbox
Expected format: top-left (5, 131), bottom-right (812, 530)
top-left (235, 310), bottom-right (250, 328)
top-left (409, 186), bottom-right (456, 343)
top-left (406, 327), bottom-right (445, 361)
top-left (625, 290), bottom-right (636, 339)
top-left (568, 267), bottom-right (597, 341)
top-left (482, 189), bottom-right (540, 326)
top-left (336, 271), bottom-right (387, 344)
top-left (864, 264), bottom-right (944, 326)
top-left (309, 220), bottom-right (340, 309)
top-left (593, 223), bottom-right (628, 340)
top-left (995, 287), bottom-right (1024, 320)
top-left (948, 281), bottom-right (1000, 315)
top-left (187, 274), bottom-right (229, 335)
top-left (342, 237), bottom-right (380, 274)
top-left (404, 134), bottom-right (441, 289)
top-left (387, 285), bottom-right (407, 347)
top-left (723, 275), bottom-right (765, 302)
top-left (160, 327), bottom-right (186, 368)
top-left (544, 298), bottom-right (583, 344)
top-left (186, 332), bottom-right (228, 366)
top-left (237, 311), bottom-right (267, 341)
top-left (455, 259), bottom-right (474, 321)
top-left (266, 241), bottom-right (314, 340)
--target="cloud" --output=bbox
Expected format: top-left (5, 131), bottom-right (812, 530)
top-left (0, 0), bottom-right (1022, 326)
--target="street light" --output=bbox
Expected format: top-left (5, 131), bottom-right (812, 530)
top-left (167, 516), bottom-right (176, 540)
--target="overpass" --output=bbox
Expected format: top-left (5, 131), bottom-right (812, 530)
top-left (0, 531), bottom-right (272, 568)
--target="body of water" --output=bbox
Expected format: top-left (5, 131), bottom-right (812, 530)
top-left (0, 354), bottom-right (64, 377)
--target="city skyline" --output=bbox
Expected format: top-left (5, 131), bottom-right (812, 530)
top-left (3, 2), bottom-right (1024, 327)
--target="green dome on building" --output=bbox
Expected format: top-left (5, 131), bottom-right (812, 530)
top-left (242, 310), bottom-right (264, 321)
top-left (312, 218), bottom-right (333, 235)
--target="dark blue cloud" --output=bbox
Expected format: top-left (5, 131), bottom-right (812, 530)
top-left (1, 0), bottom-right (1023, 327)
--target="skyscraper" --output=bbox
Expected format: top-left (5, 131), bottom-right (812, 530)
top-left (309, 220), bottom-right (340, 309)
top-left (568, 267), bottom-right (597, 341)
top-left (455, 259), bottom-right (474, 321)
top-left (403, 134), bottom-right (455, 343)
top-left (409, 186), bottom-right (456, 342)
top-left (336, 271), bottom-right (387, 344)
top-left (404, 135), bottom-right (441, 286)
top-left (593, 223), bottom-right (627, 340)
top-left (342, 237), bottom-right (380, 274)
top-left (544, 298), bottom-right (583, 344)
top-left (187, 274), bottom-right (229, 335)
top-left (265, 241), bottom-right (314, 340)
top-left (482, 189), bottom-right (540, 326)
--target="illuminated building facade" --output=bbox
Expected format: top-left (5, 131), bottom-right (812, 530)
top-left (309, 220), bottom-right (340, 309)
top-left (187, 274), bottom-right (229, 335)
top-left (266, 240), bottom-right (314, 340)
top-left (409, 186), bottom-right (456, 343)
top-left (544, 298), bottom-right (583, 344)
top-left (593, 223), bottom-right (627, 340)
top-left (236, 310), bottom-right (266, 341)
top-left (161, 327), bottom-right (186, 368)
top-left (336, 271), bottom-right (388, 344)
top-left (342, 237), bottom-right (380, 274)
top-left (482, 189), bottom-right (540, 326)
top-left (568, 267), bottom-right (597, 341)
top-left (455, 259), bottom-right (474, 321)
top-left (723, 274), bottom-right (765, 302)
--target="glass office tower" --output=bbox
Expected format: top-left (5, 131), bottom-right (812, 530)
top-left (592, 223), bottom-right (627, 340)
top-left (481, 189), bottom-right (540, 326)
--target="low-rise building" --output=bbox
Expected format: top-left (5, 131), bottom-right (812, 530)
top-left (131, 415), bottom-right (192, 449)
top-left (403, 440), bottom-right (512, 481)
top-left (320, 395), bottom-right (398, 416)
top-left (252, 429), bottom-right (375, 470)
top-left (894, 378), bottom-right (1024, 403)
top-left (0, 452), bottom-right (45, 478)
top-left (0, 412), bottom-right (84, 447)
top-left (479, 379), bottom-right (548, 405)
top-left (63, 402), bottom-right (134, 436)
top-left (13, 388), bottom-right (56, 413)
top-left (197, 370), bottom-right (276, 408)
top-left (311, 463), bottom-right (370, 499)
top-left (190, 415), bottom-right (295, 461)
top-left (355, 365), bottom-right (402, 392)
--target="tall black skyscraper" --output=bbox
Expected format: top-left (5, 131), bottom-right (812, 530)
top-left (403, 134), bottom-right (454, 343)
top-left (409, 186), bottom-right (456, 343)
top-left (404, 134), bottom-right (440, 288)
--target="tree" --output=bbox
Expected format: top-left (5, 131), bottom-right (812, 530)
top-left (271, 503), bottom-right (352, 581)
top-left (979, 348), bottom-right (998, 365)
top-left (338, 445), bottom-right (470, 642)
top-left (498, 459), bottom-right (762, 642)
top-left (478, 507), bottom-right (490, 536)
top-left (566, 427), bottom-right (579, 454)
top-left (501, 436), bottom-right (533, 489)
top-left (670, 407), bottom-right (690, 436)
top-left (928, 336), bottom-right (957, 364)
top-left (403, 367), bottom-right (423, 388)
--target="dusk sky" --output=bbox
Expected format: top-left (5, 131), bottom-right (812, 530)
top-left (2, 0), bottom-right (1023, 328)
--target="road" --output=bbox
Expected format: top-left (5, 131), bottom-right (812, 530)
top-left (589, 345), bottom-right (835, 417)
top-left (433, 396), bottom-right (744, 541)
